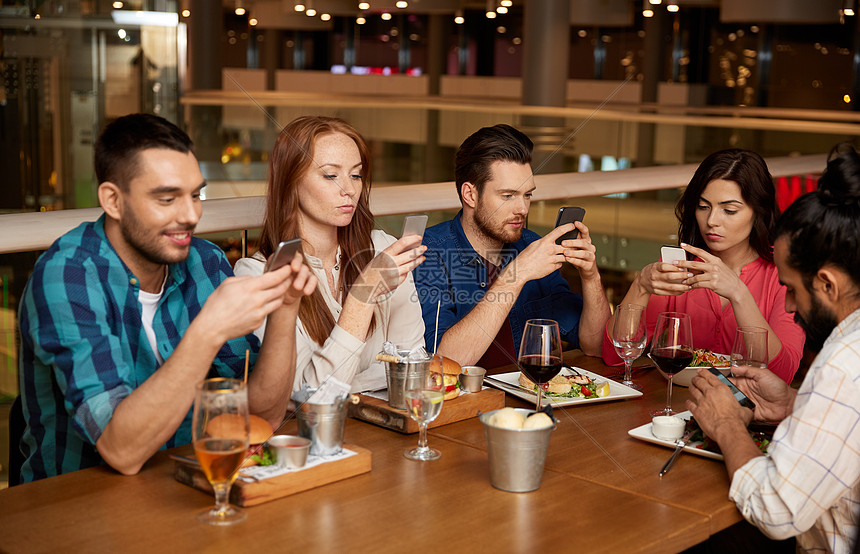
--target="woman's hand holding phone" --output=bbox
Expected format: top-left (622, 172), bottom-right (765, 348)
top-left (350, 235), bottom-right (426, 304)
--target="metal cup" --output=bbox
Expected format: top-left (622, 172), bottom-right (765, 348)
top-left (268, 435), bottom-right (311, 469)
top-left (479, 408), bottom-right (556, 493)
top-left (293, 391), bottom-right (349, 456)
top-left (383, 349), bottom-right (431, 409)
top-left (459, 366), bottom-right (486, 393)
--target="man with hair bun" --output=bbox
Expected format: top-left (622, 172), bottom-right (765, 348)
top-left (687, 143), bottom-right (860, 553)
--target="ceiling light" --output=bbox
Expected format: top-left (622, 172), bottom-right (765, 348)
top-left (321, 12), bottom-right (331, 20)
top-left (497, 6), bottom-right (508, 14)
top-left (485, 10), bottom-right (496, 18)
top-left (357, 16), bottom-right (366, 24)
top-left (306, 8), bottom-right (316, 15)
top-left (649, 0), bottom-right (661, 4)
top-left (396, 1), bottom-right (408, 8)
top-left (358, 2), bottom-right (370, 8)
top-left (381, 12), bottom-right (392, 20)
top-left (643, 8), bottom-right (654, 17)
top-left (112, 1), bottom-right (123, 8)
top-left (454, 14), bottom-right (464, 24)
top-left (667, 2), bottom-right (679, 12)
top-left (295, 2), bottom-right (305, 11)
top-left (181, 9), bottom-right (190, 17)
top-left (500, 0), bottom-right (512, 5)
top-left (235, 7), bottom-right (246, 15)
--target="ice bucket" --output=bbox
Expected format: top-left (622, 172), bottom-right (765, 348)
top-left (383, 349), bottom-right (431, 410)
top-left (479, 408), bottom-right (556, 493)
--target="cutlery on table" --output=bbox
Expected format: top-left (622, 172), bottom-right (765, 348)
top-left (659, 428), bottom-right (695, 477)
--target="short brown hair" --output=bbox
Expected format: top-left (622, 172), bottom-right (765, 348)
top-left (454, 124), bottom-right (533, 202)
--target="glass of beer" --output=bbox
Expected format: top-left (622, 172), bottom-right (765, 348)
top-left (192, 378), bottom-right (250, 525)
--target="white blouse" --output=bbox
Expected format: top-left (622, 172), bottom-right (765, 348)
top-left (233, 230), bottom-right (426, 393)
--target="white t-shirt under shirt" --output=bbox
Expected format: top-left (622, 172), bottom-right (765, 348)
top-left (139, 283), bottom-right (165, 366)
top-left (233, 230), bottom-right (426, 393)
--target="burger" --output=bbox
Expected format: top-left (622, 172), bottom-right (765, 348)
top-left (430, 355), bottom-right (462, 401)
top-left (205, 413), bottom-right (275, 467)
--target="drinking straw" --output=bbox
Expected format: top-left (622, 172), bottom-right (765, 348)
top-left (243, 349), bottom-right (250, 383)
top-left (433, 299), bottom-right (441, 353)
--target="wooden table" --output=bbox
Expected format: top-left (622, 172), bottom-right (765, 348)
top-left (0, 354), bottom-right (739, 553)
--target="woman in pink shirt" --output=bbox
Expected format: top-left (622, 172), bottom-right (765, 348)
top-left (601, 149), bottom-right (805, 384)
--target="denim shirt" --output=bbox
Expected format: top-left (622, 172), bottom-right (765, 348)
top-left (412, 211), bottom-right (583, 357)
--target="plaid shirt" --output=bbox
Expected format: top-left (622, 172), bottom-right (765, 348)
top-left (730, 308), bottom-right (860, 553)
top-left (18, 215), bottom-right (259, 483)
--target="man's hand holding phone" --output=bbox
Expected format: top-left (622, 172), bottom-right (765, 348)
top-left (686, 367), bottom-right (755, 444)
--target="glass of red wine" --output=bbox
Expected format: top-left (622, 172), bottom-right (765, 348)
top-left (518, 319), bottom-right (563, 412)
top-left (647, 312), bottom-right (693, 416)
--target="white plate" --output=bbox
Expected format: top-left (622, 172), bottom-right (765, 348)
top-left (627, 410), bottom-right (723, 460)
top-left (484, 367), bottom-right (642, 407)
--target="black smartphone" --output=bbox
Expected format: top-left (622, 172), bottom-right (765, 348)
top-left (554, 206), bottom-right (586, 245)
top-left (707, 366), bottom-right (756, 411)
top-left (401, 214), bottom-right (428, 239)
top-left (266, 238), bottom-right (302, 272)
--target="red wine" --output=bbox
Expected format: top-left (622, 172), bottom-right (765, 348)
top-left (651, 347), bottom-right (694, 375)
top-left (519, 354), bottom-right (563, 384)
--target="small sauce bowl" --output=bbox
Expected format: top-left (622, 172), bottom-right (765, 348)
top-left (651, 416), bottom-right (685, 441)
top-left (459, 366), bottom-right (486, 393)
top-left (268, 435), bottom-right (311, 469)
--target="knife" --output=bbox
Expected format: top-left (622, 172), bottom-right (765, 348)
top-left (483, 375), bottom-right (531, 396)
top-left (659, 429), bottom-right (695, 477)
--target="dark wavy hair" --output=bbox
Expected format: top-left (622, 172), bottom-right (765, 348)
top-left (95, 113), bottom-right (193, 190)
top-left (774, 143), bottom-right (860, 290)
top-left (257, 116), bottom-right (375, 345)
top-left (675, 149), bottom-right (778, 263)
top-left (454, 124), bottom-right (533, 202)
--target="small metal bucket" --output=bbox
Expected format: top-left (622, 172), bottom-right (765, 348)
top-left (293, 390), bottom-right (348, 456)
top-left (384, 350), bottom-right (431, 410)
top-left (479, 408), bottom-right (556, 493)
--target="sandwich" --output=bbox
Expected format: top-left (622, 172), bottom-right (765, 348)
top-left (518, 373), bottom-right (573, 395)
top-left (430, 355), bottom-right (462, 401)
top-left (205, 413), bottom-right (275, 467)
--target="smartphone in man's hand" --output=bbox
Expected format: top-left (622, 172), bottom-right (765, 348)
top-left (554, 206), bottom-right (586, 245)
top-left (707, 366), bottom-right (756, 411)
top-left (266, 238), bottom-right (302, 272)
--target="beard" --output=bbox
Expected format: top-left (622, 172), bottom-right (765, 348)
top-left (793, 292), bottom-right (839, 353)
top-left (120, 204), bottom-right (193, 266)
top-left (474, 201), bottom-right (523, 245)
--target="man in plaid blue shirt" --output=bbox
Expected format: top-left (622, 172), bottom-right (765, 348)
top-left (18, 114), bottom-right (317, 483)
top-left (688, 145), bottom-right (860, 553)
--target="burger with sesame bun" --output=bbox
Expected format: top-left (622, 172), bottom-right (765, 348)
top-left (430, 355), bottom-right (462, 401)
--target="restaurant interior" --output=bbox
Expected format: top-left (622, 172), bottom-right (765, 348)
top-left (0, 0), bottom-right (858, 547)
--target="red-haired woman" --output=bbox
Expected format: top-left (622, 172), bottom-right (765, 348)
top-left (235, 116), bottom-right (426, 392)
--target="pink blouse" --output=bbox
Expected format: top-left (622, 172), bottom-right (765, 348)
top-left (601, 257), bottom-right (805, 384)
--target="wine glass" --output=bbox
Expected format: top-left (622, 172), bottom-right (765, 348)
top-left (518, 319), bottom-right (563, 412)
top-left (731, 326), bottom-right (768, 374)
top-left (611, 304), bottom-right (647, 390)
top-left (647, 312), bottom-right (693, 416)
top-left (192, 378), bottom-right (250, 525)
top-left (403, 355), bottom-right (446, 461)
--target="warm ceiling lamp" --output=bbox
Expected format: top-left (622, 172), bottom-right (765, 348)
top-left (500, 0), bottom-right (512, 5)
top-left (306, 8), bottom-right (317, 15)
top-left (358, 2), bottom-right (370, 9)
top-left (181, 9), bottom-right (190, 17)
top-left (843, 0), bottom-right (856, 16)
top-left (294, 2), bottom-right (306, 11)
top-left (396, 1), bottom-right (408, 8)
top-left (321, 12), bottom-right (331, 20)
top-left (649, 0), bottom-right (661, 4)
top-left (357, 16), bottom-right (366, 24)
top-left (485, 10), bottom-right (496, 18)
top-left (666, 1), bottom-right (679, 12)
top-left (454, 9), bottom-right (464, 24)
top-left (381, 12), bottom-right (392, 20)
top-left (235, 0), bottom-right (245, 16)
top-left (643, 8), bottom-right (654, 17)
top-left (249, 17), bottom-right (258, 25)
top-left (497, 6), bottom-right (508, 14)
top-left (112, 1), bottom-right (123, 8)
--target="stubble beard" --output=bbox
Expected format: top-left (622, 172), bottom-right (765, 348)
top-left (474, 201), bottom-right (523, 246)
top-left (794, 292), bottom-right (839, 353)
top-left (120, 205), bottom-right (192, 267)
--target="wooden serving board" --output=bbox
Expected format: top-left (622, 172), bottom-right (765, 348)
top-left (174, 444), bottom-right (371, 507)
top-left (348, 388), bottom-right (504, 433)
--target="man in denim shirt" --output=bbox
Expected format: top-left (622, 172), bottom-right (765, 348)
top-left (18, 114), bottom-right (317, 482)
top-left (412, 124), bottom-right (610, 370)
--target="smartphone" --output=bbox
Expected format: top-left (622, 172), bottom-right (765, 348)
top-left (401, 214), bottom-right (428, 239)
top-left (661, 245), bottom-right (687, 265)
top-left (554, 206), bottom-right (586, 245)
top-left (707, 366), bottom-right (756, 411)
top-left (266, 238), bottom-right (302, 272)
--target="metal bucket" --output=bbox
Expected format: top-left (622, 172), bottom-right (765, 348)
top-left (479, 408), bottom-right (556, 493)
top-left (293, 391), bottom-right (348, 456)
top-left (384, 350), bottom-right (431, 410)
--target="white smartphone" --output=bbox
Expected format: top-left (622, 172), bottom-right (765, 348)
top-left (660, 245), bottom-right (686, 265)
top-left (266, 238), bottom-right (302, 272)
top-left (401, 214), bottom-right (428, 238)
